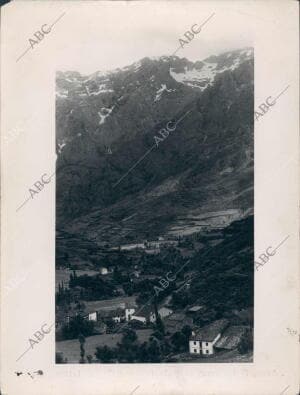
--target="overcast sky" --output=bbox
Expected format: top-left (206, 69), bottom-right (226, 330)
top-left (56, 2), bottom-right (253, 75)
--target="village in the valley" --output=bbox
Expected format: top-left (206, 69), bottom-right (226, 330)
top-left (55, 212), bottom-right (254, 363)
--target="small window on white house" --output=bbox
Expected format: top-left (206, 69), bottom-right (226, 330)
top-left (206, 342), bottom-right (209, 346)
top-left (194, 341), bottom-right (197, 345)
top-left (194, 349), bottom-right (197, 353)
top-left (206, 350), bottom-right (209, 354)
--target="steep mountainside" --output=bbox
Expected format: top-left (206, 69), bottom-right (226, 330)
top-left (56, 47), bottom-right (254, 247)
top-left (188, 215), bottom-right (254, 315)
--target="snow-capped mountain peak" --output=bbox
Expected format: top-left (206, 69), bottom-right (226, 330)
top-left (169, 47), bottom-right (253, 90)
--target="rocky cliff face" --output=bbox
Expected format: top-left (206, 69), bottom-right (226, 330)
top-left (56, 47), bottom-right (254, 247)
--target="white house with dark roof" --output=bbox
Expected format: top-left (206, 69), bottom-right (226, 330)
top-left (83, 296), bottom-right (137, 322)
top-left (189, 319), bottom-right (229, 355)
top-left (99, 267), bottom-right (108, 275)
top-left (126, 305), bottom-right (173, 323)
top-left (88, 312), bottom-right (97, 321)
top-left (86, 308), bottom-right (124, 323)
top-left (125, 304), bottom-right (137, 321)
top-left (98, 308), bottom-right (125, 323)
top-left (128, 305), bottom-right (156, 324)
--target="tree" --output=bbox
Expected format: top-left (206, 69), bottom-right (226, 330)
top-left (115, 328), bottom-right (139, 362)
top-left (86, 355), bottom-right (93, 363)
top-left (180, 325), bottom-right (192, 352)
top-left (155, 316), bottom-right (165, 335)
top-left (147, 338), bottom-right (162, 362)
top-left (171, 331), bottom-right (186, 352)
top-left (78, 333), bottom-right (86, 363)
top-left (171, 290), bottom-right (190, 308)
top-left (128, 320), bottom-right (144, 330)
top-left (113, 266), bottom-right (123, 284)
top-left (151, 330), bottom-right (164, 341)
top-left (95, 345), bottom-right (115, 363)
top-left (75, 301), bottom-right (86, 311)
top-left (106, 318), bottom-right (116, 332)
top-left (68, 273), bottom-right (115, 300)
top-left (64, 252), bottom-right (69, 264)
top-left (181, 325), bottom-right (192, 339)
top-left (194, 309), bottom-right (217, 327)
top-left (137, 342), bottom-right (149, 362)
top-left (122, 281), bottom-right (134, 296)
top-left (61, 315), bottom-right (94, 340)
top-left (238, 328), bottom-right (253, 354)
top-left (56, 282), bottom-right (72, 306)
top-left (122, 328), bottom-right (137, 344)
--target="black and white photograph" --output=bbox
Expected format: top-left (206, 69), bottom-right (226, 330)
top-left (55, 12), bottom-right (254, 364)
top-left (1, 1), bottom-right (299, 394)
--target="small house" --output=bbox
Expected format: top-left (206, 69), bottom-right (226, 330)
top-left (99, 267), bottom-right (108, 275)
top-left (83, 296), bottom-right (137, 323)
top-left (87, 312), bottom-right (97, 321)
top-left (99, 308), bottom-right (124, 323)
top-left (189, 319), bottom-right (229, 355)
top-left (131, 305), bottom-right (156, 324)
top-left (126, 305), bottom-right (156, 324)
top-left (158, 307), bottom-right (173, 319)
top-left (125, 303), bottom-right (137, 321)
top-left (145, 241), bottom-right (160, 249)
top-left (145, 248), bottom-right (161, 255)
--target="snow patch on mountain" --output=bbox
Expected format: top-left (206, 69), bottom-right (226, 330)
top-left (170, 54), bottom-right (248, 90)
top-left (56, 89), bottom-right (68, 98)
top-left (154, 84), bottom-right (176, 102)
top-left (58, 141), bottom-right (67, 154)
top-left (227, 57), bottom-right (241, 71)
top-left (150, 55), bottom-right (177, 62)
top-left (65, 77), bottom-right (77, 83)
top-left (123, 61), bottom-right (142, 73)
top-left (98, 106), bottom-right (115, 125)
top-left (132, 61), bottom-right (142, 72)
top-left (170, 62), bottom-right (218, 90)
top-left (143, 176), bottom-right (180, 198)
top-left (95, 70), bottom-right (111, 78)
top-left (89, 84), bottom-right (114, 96)
top-left (242, 49), bottom-right (253, 57)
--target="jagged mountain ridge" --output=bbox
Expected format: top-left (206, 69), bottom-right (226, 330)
top-left (56, 48), bottom-right (253, 149)
top-left (56, 47), bottom-right (254, 247)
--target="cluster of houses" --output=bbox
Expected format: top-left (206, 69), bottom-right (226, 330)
top-left (115, 237), bottom-right (179, 255)
top-left (61, 295), bottom-right (192, 331)
top-left (189, 318), bottom-right (247, 355)
top-left (58, 294), bottom-right (249, 357)
top-left (84, 296), bottom-right (173, 325)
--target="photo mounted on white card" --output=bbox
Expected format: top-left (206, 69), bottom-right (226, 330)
top-left (1, 1), bottom-right (299, 395)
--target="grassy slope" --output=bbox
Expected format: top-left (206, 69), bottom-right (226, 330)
top-left (56, 329), bottom-right (153, 363)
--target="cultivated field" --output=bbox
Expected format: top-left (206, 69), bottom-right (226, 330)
top-left (56, 329), bottom-right (153, 363)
